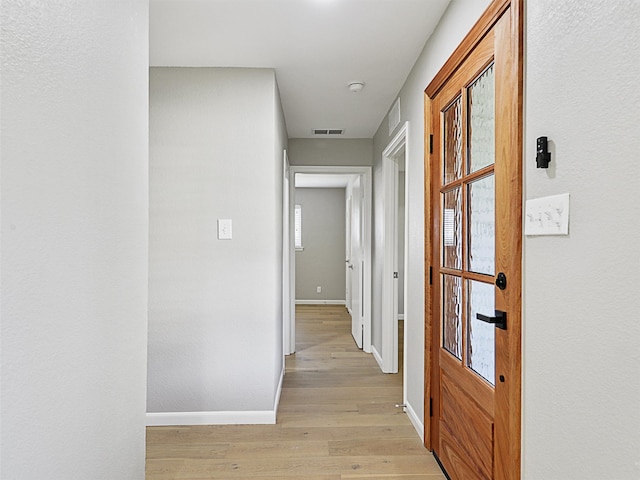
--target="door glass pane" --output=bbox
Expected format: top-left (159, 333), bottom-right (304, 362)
top-left (443, 274), bottom-right (462, 359)
top-left (468, 64), bottom-right (495, 173)
top-left (467, 280), bottom-right (495, 385)
top-left (442, 188), bottom-right (462, 270)
top-left (468, 174), bottom-right (495, 275)
top-left (443, 96), bottom-right (463, 184)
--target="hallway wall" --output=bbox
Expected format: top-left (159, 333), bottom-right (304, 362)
top-left (0, 2), bottom-right (149, 478)
top-left (295, 188), bottom-right (346, 302)
top-left (523, 1), bottom-right (640, 477)
top-left (288, 138), bottom-right (373, 166)
top-left (371, 0), bottom-right (491, 434)
top-left (148, 68), bottom-right (285, 421)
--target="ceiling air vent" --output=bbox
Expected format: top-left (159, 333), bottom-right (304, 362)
top-left (313, 128), bottom-right (345, 136)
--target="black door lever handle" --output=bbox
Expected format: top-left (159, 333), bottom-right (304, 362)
top-left (476, 310), bottom-right (507, 330)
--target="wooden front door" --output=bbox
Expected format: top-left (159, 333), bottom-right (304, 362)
top-left (424, 1), bottom-right (522, 479)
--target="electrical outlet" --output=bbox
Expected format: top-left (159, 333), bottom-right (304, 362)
top-left (316, 286), bottom-right (322, 294)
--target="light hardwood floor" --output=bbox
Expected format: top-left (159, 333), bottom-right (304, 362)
top-left (146, 304), bottom-right (446, 479)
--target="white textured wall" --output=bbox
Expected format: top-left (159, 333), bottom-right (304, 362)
top-left (523, 1), bottom-right (640, 478)
top-left (148, 68), bottom-right (284, 416)
top-left (0, 2), bottom-right (149, 479)
top-left (371, 0), bottom-right (490, 432)
top-left (295, 188), bottom-right (346, 301)
top-left (288, 138), bottom-right (373, 166)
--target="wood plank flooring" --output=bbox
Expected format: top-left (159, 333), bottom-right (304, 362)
top-left (146, 304), bottom-right (446, 479)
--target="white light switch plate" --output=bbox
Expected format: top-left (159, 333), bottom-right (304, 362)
top-left (525, 193), bottom-right (570, 236)
top-left (217, 219), bottom-right (232, 240)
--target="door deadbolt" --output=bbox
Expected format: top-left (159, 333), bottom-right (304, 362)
top-left (495, 272), bottom-right (507, 290)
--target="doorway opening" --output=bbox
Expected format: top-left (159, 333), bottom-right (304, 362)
top-left (380, 123), bottom-right (409, 405)
top-left (285, 166), bottom-right (373, 355)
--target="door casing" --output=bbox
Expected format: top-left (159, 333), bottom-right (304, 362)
top-left (287, 165), bottom-right (373, 354)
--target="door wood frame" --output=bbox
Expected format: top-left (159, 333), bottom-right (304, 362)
top-left (423, 0), bottom-right (523, 478)
top-left (287, 165), bottom-right (373, 354)
top-left (381, 122), bottom-right (409, 381)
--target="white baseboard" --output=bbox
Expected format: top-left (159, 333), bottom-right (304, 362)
top-left (146, 410), bottom-right (276, 426)
top-left (295, 299), bottom-right (346, 305)
top-left (371, 345), bottom-right (384, 371)
top-left (405, 401), bottom-right (424, 441)
top-left (397, 314), bottom-right (405, 321)
top-left (147, 369), bottom-right (285, 427)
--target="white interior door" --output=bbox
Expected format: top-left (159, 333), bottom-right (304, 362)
top-left (349, 176), bottom-right (364, 349)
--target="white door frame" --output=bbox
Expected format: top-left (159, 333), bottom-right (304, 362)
top-left (287, 165), bottom-right (373, 354)
top-left (282, 151), bottom-right (296, 355)
top-left (381, 123), bottom-right (409, 389)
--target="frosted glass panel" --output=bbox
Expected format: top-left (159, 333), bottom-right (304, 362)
top-left (468, 175), bottom-right (495, 275)
top-left (443, 274), bottom-right (462, 359)
top-left (468, 64), bottom-right (495, 173)
top-left (468, 280), bottom-right (495, 385)
top-left (442, 188), bottom-right (462, 270)
top-left (443, 96), bottom-right (463, 184)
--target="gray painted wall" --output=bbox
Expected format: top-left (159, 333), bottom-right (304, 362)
top-left (372, 0), bottom-right (490, 430)
top-left (148, 67), bottom-right (285, 415)
top-left (1, 1), bottom-right (149, 478)
top-left (289, 138), bottom-right (373, 166)
top-left (295, 188), bottom-right (346, 301)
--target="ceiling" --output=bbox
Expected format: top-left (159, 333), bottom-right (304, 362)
top-left (149, 0), bottom-right (451, 139)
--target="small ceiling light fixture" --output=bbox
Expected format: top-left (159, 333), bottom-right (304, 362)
top-left (348, 81), bottom-right (365, 93)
